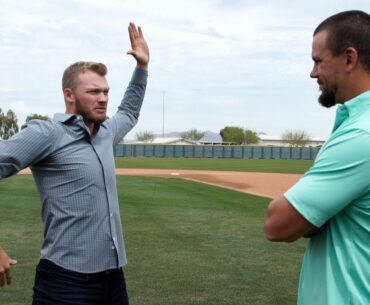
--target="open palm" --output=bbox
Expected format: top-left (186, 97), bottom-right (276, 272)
top-left (127, 22), bottom-right (150, 69)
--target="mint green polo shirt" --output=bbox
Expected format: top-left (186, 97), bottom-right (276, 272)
top-left (285, 91), bottom-right (370, 305)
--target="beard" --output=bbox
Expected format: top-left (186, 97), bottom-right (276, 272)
top-left (75, 97), bottom-right (107, 124)
top-left (317, 80), bottom-right (337, 108)
top-left (318, 90), bottom-right (337, 108)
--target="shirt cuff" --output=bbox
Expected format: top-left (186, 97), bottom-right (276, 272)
top-left (131, 68), bottom-right (148, 84)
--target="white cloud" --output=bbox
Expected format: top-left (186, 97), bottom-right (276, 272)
top-left (0, 0), bottom-right (368, 138)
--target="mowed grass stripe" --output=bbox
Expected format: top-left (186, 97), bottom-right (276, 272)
top-left (1, 174), bottom-right (306, 305)
top-left (115, 157), bottom-right (313, 174)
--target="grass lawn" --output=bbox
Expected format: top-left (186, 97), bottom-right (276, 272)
top-left (0, 174), bottom-right (306, 305)
top-left (115, 157), bottom-right (313, 174)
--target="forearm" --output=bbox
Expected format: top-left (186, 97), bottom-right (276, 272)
top-left (109, 68), bottom-right (148, 144)
top-left (136, 62), bottom-right (148, 71)
top-left (118, 67), bottom-right (148, 118)
top-left (265, 196), bottom-right (319, 242)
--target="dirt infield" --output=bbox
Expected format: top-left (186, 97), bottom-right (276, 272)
top-left (20, 168), bottom-right (302, 199)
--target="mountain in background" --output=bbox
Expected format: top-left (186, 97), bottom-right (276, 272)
top-left (200, 130), bottom-right (223, 142)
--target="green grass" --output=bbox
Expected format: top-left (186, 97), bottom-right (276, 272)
top-left (0, 175), bottom-right (306, 305)
top-left (0, 175), bottom-right (42, 305)
top-left (115, 157), bottom-right (313, 174)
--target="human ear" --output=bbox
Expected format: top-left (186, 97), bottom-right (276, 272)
top-left (344, 47), bottom-right (358, 72)
top-left (63, 88), bottom-right (76, 112)
top-left (63, 88), bottom-right (74, 103)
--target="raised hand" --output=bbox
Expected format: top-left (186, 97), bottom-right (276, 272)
top-left (127, 22), bottom-right (150, 70)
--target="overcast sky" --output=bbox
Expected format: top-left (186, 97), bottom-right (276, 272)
top-left (1, 0), bottom-right (369, 139)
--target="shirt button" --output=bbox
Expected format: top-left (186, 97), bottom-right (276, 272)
top-left (110, 213), bottom-right (113, 217)
top-left (111, 246), bottom-right (115, 250)
top-left (113, 237), bottom-right (116, 241)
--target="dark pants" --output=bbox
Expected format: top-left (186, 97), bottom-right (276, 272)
top-left (32, 259), bottom-right (129, 305)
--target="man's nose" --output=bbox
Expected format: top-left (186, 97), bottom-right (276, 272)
top-left (310, 66), bottom-right (318, 78)
top-left (98, 92), bottom-right (108, 102)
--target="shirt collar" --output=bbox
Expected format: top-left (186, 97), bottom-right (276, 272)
top-left (333, 90), bottom-right (370, 132)
top-left (53, 113), bottom-right (82, 124)
top-left (53, 113), bottom-right (101, 136)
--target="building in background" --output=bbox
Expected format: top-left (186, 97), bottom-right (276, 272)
top-left (123, 131), bottom-right (326, 147)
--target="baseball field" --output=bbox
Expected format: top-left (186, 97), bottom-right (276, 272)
top-left (0, 157), bottom-right (312, 305)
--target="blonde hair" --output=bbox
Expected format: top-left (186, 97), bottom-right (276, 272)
top-left (62, 61), bottom-right (107, 91)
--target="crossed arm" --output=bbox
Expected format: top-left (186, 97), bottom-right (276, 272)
top-left (264, 196), bottom-right (322, 242)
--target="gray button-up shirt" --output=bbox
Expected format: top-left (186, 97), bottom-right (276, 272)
top-left (0, 68), bottom-right (147, 273)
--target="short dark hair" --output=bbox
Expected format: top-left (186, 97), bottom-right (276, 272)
top-left (62, 61), bottom-right (107, 91)
top-left (314, 10), bottom-right (370, 72)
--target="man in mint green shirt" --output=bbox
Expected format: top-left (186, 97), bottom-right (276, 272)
top-left (265, 10), bottom-right (370, 305)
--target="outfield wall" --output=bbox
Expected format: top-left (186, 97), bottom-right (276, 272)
top-left (115, 144), bottom-right (320, 160)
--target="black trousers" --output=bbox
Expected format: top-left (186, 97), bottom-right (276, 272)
top-left (32, 259), bottom-right (129, 305)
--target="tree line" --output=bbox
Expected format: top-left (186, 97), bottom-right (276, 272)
top-left (136, 126), bottom-right (312, 147)
top-left (0, 109), bottom-right (49, 140)
top-left (1, 108), bottom-right (312, 147)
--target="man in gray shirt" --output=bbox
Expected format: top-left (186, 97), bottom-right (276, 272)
top-left (0, 22), bottom-right (149, 305)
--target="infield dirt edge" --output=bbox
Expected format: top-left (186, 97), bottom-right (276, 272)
top-left (19, 168), bottom-right (301, 199)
